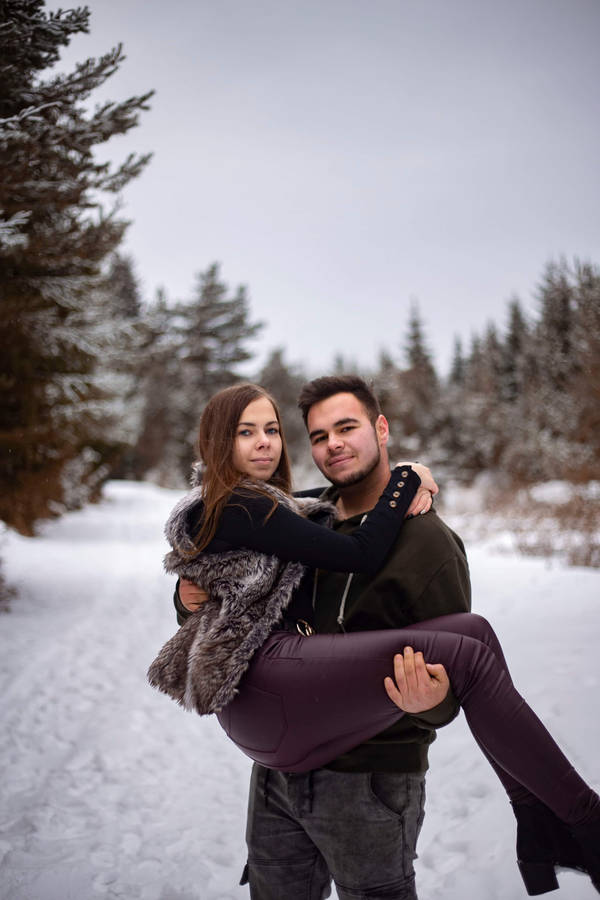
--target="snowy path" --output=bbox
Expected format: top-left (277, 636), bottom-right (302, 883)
top-left (1, 482), bottom-right (599, 900)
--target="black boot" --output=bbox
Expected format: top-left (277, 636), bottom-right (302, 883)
top-left (512, 800), bottom-right (586, 895)
top-left (571, 819), bottom-right (600, 894)
top-left (513, 802), bottom-right (559, 895)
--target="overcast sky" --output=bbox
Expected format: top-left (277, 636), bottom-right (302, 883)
top-left (52, 0), bottom-right (600, 375)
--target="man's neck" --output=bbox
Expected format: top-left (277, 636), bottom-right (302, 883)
top-left (335, 462), bottom-right (391, 519)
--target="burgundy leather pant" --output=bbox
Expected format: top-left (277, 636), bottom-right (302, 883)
top-left (217, 613), bottom-right (599, 826)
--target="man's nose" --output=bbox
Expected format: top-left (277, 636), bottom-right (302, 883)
top-left (328, 433), bottom-right (343, 451)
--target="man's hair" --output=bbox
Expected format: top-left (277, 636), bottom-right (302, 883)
top-left (297, 374), bottom-right (382, 426)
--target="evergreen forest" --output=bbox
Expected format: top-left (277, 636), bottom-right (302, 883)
top-left (1, 1), bottom-right (599, 559)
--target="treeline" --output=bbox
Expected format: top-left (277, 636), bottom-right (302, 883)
top-left (268, 258), bottom-right (600, 488)
top-left (106, 254), bottom-right (599, 497)
top-left (2, 2), bottom-right (599, 546)
top-left (368, 258), bottom-right (600, 486)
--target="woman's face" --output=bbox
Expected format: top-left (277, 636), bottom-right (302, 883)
top-left (232, 396), bottom-right (283, 481)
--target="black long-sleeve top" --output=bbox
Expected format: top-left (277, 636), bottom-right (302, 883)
top-left (175, 465), bottom-right (421, 626)
top-left (206, 466), bottom-right (420, 571)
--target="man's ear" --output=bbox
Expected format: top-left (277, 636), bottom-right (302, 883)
top-left (375, 415), bottom-right (389, 446)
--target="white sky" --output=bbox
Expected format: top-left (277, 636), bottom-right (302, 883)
top-left (52, 0), bottom-right (600, 374)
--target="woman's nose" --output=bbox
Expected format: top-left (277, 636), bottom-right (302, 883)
top-left (256, 431), bottom-right (270, 447)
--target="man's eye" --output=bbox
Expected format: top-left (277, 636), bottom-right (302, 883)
top-left (312, 435), bottom-right (325, 444)
top-left (340, 426), bottom-right (355, 433)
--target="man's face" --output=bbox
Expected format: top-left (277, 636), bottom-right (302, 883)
top-left (306, 392), bottom-right (388, 487)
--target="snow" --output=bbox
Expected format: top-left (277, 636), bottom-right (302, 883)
top-left (527, 481), bottom-right (600, 504)
top-left (1, 481), bottom-right (599, 900)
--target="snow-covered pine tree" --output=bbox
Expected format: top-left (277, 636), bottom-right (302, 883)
top-left (458, 323), bottom-right (511, 473)
top-left (500, 297), bottom-right (529, 405)
top-left (569, 260), bottom-right (600, 480)
top-left (451, 334), bottom-right (490, 474)
top-left (527, 260), bottom-right (580, 476)
top-left (0, 1), bottom-right (153, 532)
top-left (449, 336), bottom-right (466, 387)
top-left (83, 254), bottom-right (148, 480)
top-left (331, 351), bottom-right (362, 375)
top-left (435, 336), bottom-right (467, 469)
top-left (536, 261), bottom-right (578, 392)
top-left (174, 263), bottom-right (262, 479)
top-left (105, 252), bottom-right (142, 319)
top-left (394, 304), bottom-right (440, 457)
top-left (177, 264), bottom-right (262, 397)
top-left (496, 297), bottom-right (545, 481)
top-left (371, 348), bottom-right (403, 456)
top-left (133, 264), bottom-right (263, 485)
top-left (479, 323), bottom-right (509, 468)
top-left (129, 289), bottom-right (184, 486)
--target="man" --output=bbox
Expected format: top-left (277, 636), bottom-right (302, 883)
top-left (177, 375), bottom-right (471, 900)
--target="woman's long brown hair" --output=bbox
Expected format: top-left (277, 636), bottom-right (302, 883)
top-left (192, 383), bottom-right (292, 551)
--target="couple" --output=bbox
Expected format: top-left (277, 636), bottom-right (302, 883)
top-left (149, 374), bottom-right (600, 900)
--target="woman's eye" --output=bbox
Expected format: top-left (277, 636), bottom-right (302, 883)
top-left (238, 429), bottom-right (251, 437)
top-left (267, 427), bottom-right (280, 435)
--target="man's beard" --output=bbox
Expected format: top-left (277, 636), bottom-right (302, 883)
top-left (326, 444), bottom-right (381, 488)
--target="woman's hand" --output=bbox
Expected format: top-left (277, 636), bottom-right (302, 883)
top-left (406, 489), bottom-right (434, 517)
top-left (179, 578), bottom-right (209, 612)
top-left (396, 462), bottom-right (438, 517)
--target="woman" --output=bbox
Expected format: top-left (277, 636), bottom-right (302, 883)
top-left (148, 382), bottom-right (599, 896)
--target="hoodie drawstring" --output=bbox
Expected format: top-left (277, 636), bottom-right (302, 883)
top-left (313, 514), bottom-right (367, 633)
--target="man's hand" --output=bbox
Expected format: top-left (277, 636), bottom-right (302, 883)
top-left (179, 578), bottom-right (209, 612)
top-left (384, 646), bottom-right (450, 713)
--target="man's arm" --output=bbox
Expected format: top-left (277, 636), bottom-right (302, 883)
top-left (393, 523), bottom-right (471, 728)
top-left (414, 555), bottom-right (471, 617)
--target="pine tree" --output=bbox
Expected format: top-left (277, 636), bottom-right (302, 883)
top-left (495, 297), bottom-right (542, 480)
top-left (331, 352), bottom-right (362, 375)
top-left (105, 253), bottom-right (142, 318)
top-left (0, 1), bottom-right (153, 532)
top-left (130, 289), bottom-right (184, 485)
top-left (536, 260), bottom-right (578, 391)
top-left (132, 265), bottom-right (263, 485)
top-left (396, 304), bottom-right (439, 448)
top-left (501, 297), bottom-right (529, 404)
top-left (83, 255), bottom-right (148, 478)
top-left (449, 337), bottom-right (466, 386)
top-left (177, 264), bottom-right (262, 399)
top-left (527, 260), bottom-right (580, 474)
top-left (371, 349), bottom-right (403, 457)
top-left (449, 334), bottom-right (488, 473)
top-left (570, 260), bottom-right (600, 479)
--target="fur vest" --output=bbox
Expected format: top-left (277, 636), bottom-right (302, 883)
top-left (147, 477), bottom-right (336, 715)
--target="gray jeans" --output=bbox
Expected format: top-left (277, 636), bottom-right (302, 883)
top-left (241, 764), bottom-right (426, 900)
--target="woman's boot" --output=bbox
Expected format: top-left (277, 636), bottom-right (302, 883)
top-left (513, 800), bottom-right (586, 895)
top-left (571, 819), bottom-right (600, 894)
